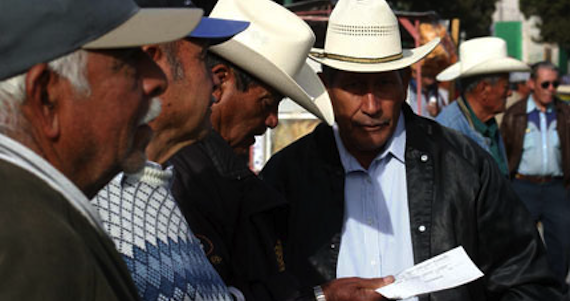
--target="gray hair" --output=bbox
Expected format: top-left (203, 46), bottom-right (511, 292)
top-left (0, 49), bottom-right (89, 130)
top-left (530, 61), bottom-right (559, 79)
top-left (460, 74), bottom-right (504, 94)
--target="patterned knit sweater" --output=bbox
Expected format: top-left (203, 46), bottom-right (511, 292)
top-left (92, 161), bottom-right (231, 301)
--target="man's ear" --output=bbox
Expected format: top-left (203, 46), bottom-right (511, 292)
top-left (24, 64), bottom-right (60, 139)
top-left (479, 80), bottom-right (492, 99)
top-left (211, 63), bottom-right (231, 102)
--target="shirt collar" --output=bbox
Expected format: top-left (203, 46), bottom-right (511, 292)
top-left (334, 111), bottom-right (406, 173)
top-left (0, 134), bottom-right (106, 232)
top-left (527, 94), bottom-right (554, 113)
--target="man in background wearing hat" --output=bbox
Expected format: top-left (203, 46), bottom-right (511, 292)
top-left (0, 0), bottom-right (201, 300)
top-left (501, 61), bottom-right (570, 288)
top-left (435, 37), bottom-right (529, 176)
top-left (496, 71), bottom-right (531, 125)
top-left (169, 0), bottom-right (394, 300)
top-left (91, 2), bottom-right (251, 300)
top-left (261, 0), bottom-right (561, 300)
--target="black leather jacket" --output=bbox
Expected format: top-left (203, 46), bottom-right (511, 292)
top-left (261, 105), bottom-right (562, 301)
top-left (169, 131), bottom-right (309, 301)
top-left (501, 97), bottom-right (570, 188)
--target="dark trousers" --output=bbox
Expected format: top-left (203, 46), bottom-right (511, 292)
top-left (512, 178), bottom-right (570, 284)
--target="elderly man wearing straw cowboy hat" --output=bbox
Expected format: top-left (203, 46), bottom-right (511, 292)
top-left (0, 0), bottom-right (202, 299)
top-left (435, 37), bottom-right (530, 177)
top-left (168, 0), bottom-right (396, 301)
top-left (261, 0), bottom-right (562, 300)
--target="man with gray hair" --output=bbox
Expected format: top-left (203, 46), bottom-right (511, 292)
top-left (0, 0), bottom-right (201, 300)
top-left (436, 37), bottom-right (530, 176)
top-left (501, 61), bottom-right (570, 289)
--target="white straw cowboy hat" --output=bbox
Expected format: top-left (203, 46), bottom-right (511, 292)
top-left (209, 0), bottom-right (334, 125)
top-left (436, 37), bottom-right (530, 82)
top-left (309, 0), bottom-right (440, 73)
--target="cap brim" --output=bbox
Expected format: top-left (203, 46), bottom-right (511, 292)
top-left (189, 17), bottom-right (249, 45)
top-left (437, 57), bottom-right (530, 81)
top-left (309, 38), bottom-right (440, 73)
top-left (211, 39), bottom-right (334, 125)
top-left (83, 8), bottom-right (203, 49)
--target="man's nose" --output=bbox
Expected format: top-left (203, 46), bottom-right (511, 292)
top-left (361, 91), bottom-right (381, 116)
top-left (265, 111), bottom-right (279, 129)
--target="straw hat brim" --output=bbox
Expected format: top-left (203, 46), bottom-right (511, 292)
top-left (436, 57), bottom-right (530, 82)
top-left (308, 38), bottom-right (440, 73)
top-left (211, 39), bottom-right (335, 125)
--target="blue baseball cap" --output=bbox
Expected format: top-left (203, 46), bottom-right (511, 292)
top-left (135, 0), bottom-right (249, 45)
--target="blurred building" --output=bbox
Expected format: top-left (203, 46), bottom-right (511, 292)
top-left (493, 0), bottom-right (568, 74)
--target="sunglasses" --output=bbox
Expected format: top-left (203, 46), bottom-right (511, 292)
top-left (540, 81), bottom-right (560, 89)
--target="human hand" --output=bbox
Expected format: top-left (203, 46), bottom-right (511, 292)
top-left (320, 276), bottom-right (395, 301)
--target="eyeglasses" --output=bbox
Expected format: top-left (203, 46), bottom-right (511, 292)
top-left (540, 81), bottom-right (560, 89)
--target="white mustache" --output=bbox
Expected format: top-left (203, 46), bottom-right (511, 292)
top-left (139, 98), bottom-right (162, 126)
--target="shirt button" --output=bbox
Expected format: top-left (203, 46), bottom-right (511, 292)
top-left (330, 243), bottom-right (336, 249)
top-left (420, 154), bottom-right (429, 162)
top-left (371, 260), bottom-right (377, 266)
top-left (418, 225), bottom-right (426, 232)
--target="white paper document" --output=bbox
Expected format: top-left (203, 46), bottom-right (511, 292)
top-left (376, 246), bottom-right (484, 300)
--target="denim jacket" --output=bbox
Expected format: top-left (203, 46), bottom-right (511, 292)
top-left (436, 98), bottom-right (508, 174)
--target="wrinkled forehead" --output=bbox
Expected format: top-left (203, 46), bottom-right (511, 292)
top-left (535, 67), bottom-right (559, 81)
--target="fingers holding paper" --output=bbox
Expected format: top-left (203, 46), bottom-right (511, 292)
top-left (321, 276), bottom-right (395, 301)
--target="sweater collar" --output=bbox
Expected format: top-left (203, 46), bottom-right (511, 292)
top-left (120, 161), bottom-right (173, 189)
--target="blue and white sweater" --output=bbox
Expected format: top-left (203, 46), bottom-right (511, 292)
top-left (92, 161), bottom-right (231, 301)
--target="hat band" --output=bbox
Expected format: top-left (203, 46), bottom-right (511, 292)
top-left (311, 51), bottom-right (404, 64)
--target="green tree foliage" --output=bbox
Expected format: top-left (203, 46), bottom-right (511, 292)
top-left (277, 0), bottom-right (499, 38)
top-left (520, 0), bottom-right (570, 51)
top-left (387, 0), bottom-right (500, 38)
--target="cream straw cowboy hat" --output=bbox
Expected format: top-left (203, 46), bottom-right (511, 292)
top-left (309, 0), bottom-right (440, 73)
top-left (209, 0), bottom-right (334, 125)
top-left (437, 37), bottom-right (530, 82)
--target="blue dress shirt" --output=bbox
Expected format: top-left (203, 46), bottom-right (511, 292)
top-left (334, 113), bottom-right (417, 301)
top-left (517, 96), bottom-right (563, 176)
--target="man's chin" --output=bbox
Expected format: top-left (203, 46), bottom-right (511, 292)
top-left (121, 124), bottom-right (153, 174)
top-left (121, 151), bottom-right (147, 174)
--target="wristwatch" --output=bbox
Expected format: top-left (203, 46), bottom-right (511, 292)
top-left (313, 285), bottom-right (327, 301)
